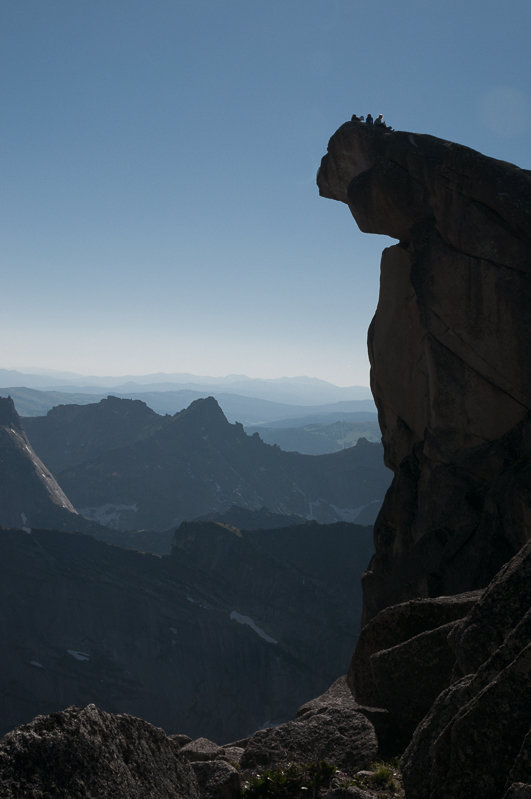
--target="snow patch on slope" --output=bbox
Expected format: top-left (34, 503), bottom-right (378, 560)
top-left (230, 611), bottom-right (277, 644)
top-left (79, 503), bottom-right (137, 527)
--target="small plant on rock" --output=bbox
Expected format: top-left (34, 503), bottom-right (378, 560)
top-left (307, 760), bottom-right (337, 797)
top-left (241, 763), bottom-right (303, 797)
top-left (240, 760), bottom-right (336, 798)
top-left (370, 761), bottom-right (397, 792)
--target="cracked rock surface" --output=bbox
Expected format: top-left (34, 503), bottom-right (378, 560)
top-left (318, 120), bottom-right (531, 622)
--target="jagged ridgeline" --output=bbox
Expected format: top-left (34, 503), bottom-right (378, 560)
top-left (22, 394), bottom-right (390, 532)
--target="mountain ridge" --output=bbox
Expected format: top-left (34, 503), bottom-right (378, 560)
top-left (0, 369), bottom-right (371, 405)
top-left (22, 395), bottom-right (390, 530)
top-left (5, 384), bottom-right (376, 424)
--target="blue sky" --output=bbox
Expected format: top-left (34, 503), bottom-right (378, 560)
top-left (2, 0), bottom-right (530, 386)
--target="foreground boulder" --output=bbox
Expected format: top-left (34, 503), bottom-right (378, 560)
top-left (0, 704), bottom-right (199, 798)
top-left (401, 540), bottom-right (531, 799)
top-left (342, 542), bottom-right (530, 797)
top-left (241, 697), bottom-right (377, 774)
top-left (347, 591), bottom-right (481, 750)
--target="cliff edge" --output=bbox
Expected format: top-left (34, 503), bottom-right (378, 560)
top-left (318, 119), bottom-right (531, 622)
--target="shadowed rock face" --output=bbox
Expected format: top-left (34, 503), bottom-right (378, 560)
top-left (0, 396), bottom-right (78, 529)
top-left (0, 521), bottom-right (373, 743)
top-left (401, 541), bottom-right (531, 799)
top-left (318, 120), bottom-right (531, 622)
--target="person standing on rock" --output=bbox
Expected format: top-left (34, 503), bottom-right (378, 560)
top-left (366, 113), bottom-right (373, 125)
top-left (375, 113), bottom-right (384, 126)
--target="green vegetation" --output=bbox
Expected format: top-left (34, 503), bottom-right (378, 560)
top-left (241, 758), bottom-right (403, 797)
top-left (370, 761), bottom-right (397, 790)
top-left (241, 760), bottom-right (336, 798)
top-left (333, 760), bottom-right (400, 795)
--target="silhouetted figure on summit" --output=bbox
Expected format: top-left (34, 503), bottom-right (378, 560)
top-left (366, 113), bottom-right (373, 125)
top-left (375, 113), bottom-right (384, 126)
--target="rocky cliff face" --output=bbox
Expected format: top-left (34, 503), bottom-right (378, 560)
top-left (318, 120), bottom-right (531, 622)
top-left (318, 120), bottom-right (531, 799)
top-left (0, 396), bottom-right (79, 530)
top-left (0, 397), bottom-right (131, 541)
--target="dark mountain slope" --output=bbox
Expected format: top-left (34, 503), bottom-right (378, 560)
top-left (0, 396), bottom-right (137, 540)
top-left (23, 395), bottom-right (163, 473)
top-left (0, 520), bottom-right (372, 743)
top-left (0, 396), bottom-right (78, 530)
top-left (198, 505), bottom-right (307, 530)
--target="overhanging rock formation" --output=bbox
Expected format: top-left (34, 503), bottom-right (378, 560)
top-left (318, 120), bottom-right (531, 622)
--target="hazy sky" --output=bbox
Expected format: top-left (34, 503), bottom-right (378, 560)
top-left (2, 1), bottom-right (530, 386)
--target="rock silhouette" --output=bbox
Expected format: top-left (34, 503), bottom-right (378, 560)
top-left (319, 120), bottom-right (531, 798)
top-left (318, 118), bottom-right (531, 622)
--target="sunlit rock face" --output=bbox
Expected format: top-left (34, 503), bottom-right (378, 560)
top-left (318, 120), bottom-right (531, 622)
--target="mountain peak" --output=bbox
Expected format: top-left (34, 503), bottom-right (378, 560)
top-left (176, 396), bottom-right (229, 427)
top-left (0, 396), bottom-right (23, 431)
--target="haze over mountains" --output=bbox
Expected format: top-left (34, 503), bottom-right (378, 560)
top-left (0, 369), bottom-right (372, 403)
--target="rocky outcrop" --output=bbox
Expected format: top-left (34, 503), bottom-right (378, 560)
top-left (0, 683), bottom-right (404, 799)
top-left (0, 704), bottom-right (200, 798)
top-left (241, 676), bottom-right (377, 774)
top-left (347, 591), bottom-right (481, 750)
top-left (318, 119), bottom-right (531, 622)
top-left (340, 541), bottom-right (531, 797)
top-left (319, 121), bottom-right (531, 797)
top-left (401, 541), bottom-right (531, 799)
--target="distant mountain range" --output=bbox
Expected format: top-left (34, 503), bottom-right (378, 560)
top-left (6, 384), bottom-right (376, 426)
top-left (22, 396), bottom-right (390, 531)
top-left (0, 369), bottom-right (372, 405)
top-left (245, 419), bottom-right (382, 454)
